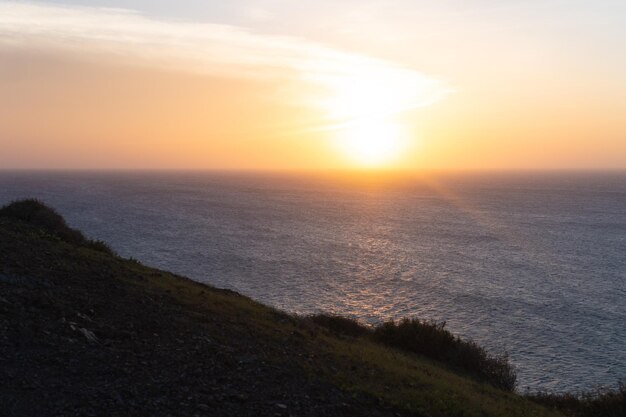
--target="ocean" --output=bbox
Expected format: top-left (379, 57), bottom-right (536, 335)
top-left (1, 170), bottom-right (624, 392)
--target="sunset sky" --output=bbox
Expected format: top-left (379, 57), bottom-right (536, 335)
top-left (1, 1), bottom-right (625, 170)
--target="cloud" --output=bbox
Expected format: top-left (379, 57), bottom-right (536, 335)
top-left (241, 6), bottom-right (275, 23)
top-left (0, 1), bottom-right (450, 117)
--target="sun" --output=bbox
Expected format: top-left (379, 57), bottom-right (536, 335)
top-left (316, 66), bottom-right (426, 168)
top-left (336, 118), bottom-right (407, 167)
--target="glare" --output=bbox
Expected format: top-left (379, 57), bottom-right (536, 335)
top-left (336, 118), bottom-right (408, 167)
top-left (327, 79), bottom-right (408, 121)
top-left (316, 65), bottom-right (440, 167)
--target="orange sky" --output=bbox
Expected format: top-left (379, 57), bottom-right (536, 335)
top-left (1, 2), bottom-right (625, 170)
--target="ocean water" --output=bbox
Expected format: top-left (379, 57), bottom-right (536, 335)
top-left (0, 171), bottom-right (624, 392)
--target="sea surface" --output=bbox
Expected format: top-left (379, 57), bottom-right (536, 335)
top-left (1, 170), bottom-right (624, 392)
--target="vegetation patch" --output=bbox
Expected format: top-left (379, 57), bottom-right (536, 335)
top-left (306, 314), bottom-right (370, 337)
top-left (308, 314), bottom-right (517, 392)
top-left (372, 318), bottom-right (517, 391)
top-left (0, 199), bottom-right (114, 255)
top-left (527, 384), bottom-right (626, 417)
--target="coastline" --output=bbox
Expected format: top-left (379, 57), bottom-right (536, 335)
top-left (0, 200), bottom-right (565, 417)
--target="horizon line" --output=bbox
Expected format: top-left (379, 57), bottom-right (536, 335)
top-left (1, 167), bottom-right (625, 174)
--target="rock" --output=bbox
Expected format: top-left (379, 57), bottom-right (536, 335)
top-left (78, 328), bottom-right (99, 343)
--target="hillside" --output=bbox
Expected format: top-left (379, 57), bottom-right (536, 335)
top-left (0, 201), bottom-right (561, 417)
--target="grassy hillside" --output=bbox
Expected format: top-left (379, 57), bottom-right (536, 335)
top-left (0, 200), bottom-right (562, 417)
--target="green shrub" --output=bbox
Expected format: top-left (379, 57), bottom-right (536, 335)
top-left (527, 383), bottom-right (626, 417)
top-left (372, 318), bottom-right (517, 391)
top-left (127, 257), bottom-right (143, 265)
top-left (0, 199), bottom-right (114, 255)
top-left (86, 239), bottom-right (116, 255)
top-left (307, 314), bottom-right (370, 337)
top-left (307, 314), bottom-right (516, 391)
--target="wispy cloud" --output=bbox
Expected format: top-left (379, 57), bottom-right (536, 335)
top-left (0, 1), bottom-right (450, 117)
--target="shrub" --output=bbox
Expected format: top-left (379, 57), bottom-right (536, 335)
top-left (372, 318), bottom-right (517, 391)
top-left (527, 383), bottom-right (626, 417)
top-left (86, 240), bottom-right (115, 255)
top-left (307, 314), bottom-right (516, 391)
top-left (127, 257), bottom-right (143, 265)
top-left (0, 199), bottom-right (114, 255)
top-left (307, 314), bottom-right (370, 337)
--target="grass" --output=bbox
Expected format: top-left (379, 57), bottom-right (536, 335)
top-left (123, 274), bottom-right (557, 417)
top-left (0, 199), bottom-right (564, 417)
top-left (0, 199), bottom-right (114, 255)
top-left (305, 314), bottom-right (370, 337)
top-left (307, 314), bottom-right (516, 392)
top-left (527, 384), bottom-right (626, 417)
top-left (373, 318), bottom-right (516, 391)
